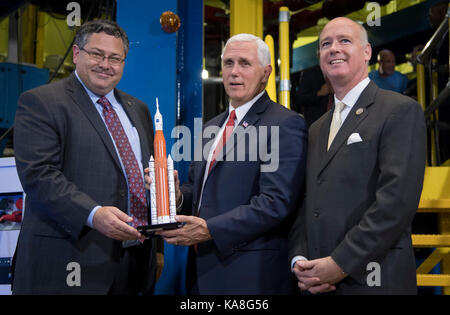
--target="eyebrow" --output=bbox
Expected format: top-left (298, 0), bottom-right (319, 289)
top-left (87, 47), bottom-right (122, 57)
top-left (320, 34), bottom-right (352, 43)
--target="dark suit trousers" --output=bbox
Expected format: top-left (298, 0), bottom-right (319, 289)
top-left (107, 239), bottom-right (155, 295)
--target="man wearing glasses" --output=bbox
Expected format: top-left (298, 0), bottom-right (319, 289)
top-left (12, 20), bottom-right (159, 294)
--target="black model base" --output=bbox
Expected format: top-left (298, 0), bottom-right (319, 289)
top-left (137, 222), bottom-right (184, 237)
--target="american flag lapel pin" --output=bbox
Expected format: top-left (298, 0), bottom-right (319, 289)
top-left (242, 121), bottom-right (249, 128)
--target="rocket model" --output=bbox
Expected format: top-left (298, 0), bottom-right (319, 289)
top-left (148, 98), bottom-right (177, 227)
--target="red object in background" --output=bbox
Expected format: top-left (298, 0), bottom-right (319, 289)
top-left (0, 210), bottom-right (22, 223)
top-left (16, 198), bottom-right (23, 210)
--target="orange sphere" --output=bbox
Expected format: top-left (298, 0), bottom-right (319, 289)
top-left (160, 11), bottom-right (181, 33)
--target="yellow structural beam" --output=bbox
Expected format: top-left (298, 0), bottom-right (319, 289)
top-left (229, 0), bottom-right (263, 38)
top-left (416, 248), bottom-right (450, 274)
top-left (429, 59), bottom-right (440, 166)
top-left (419, 201), bottom-right (450, 211)
top-left (0, 17), bottom-right (8, 62)
top-left (418, 275), bottom-right (450, 287)
top-left (431, 59), bottom-right (439, 102)
top-left (416, 63), bottom-right (426, 111)
top-left (264, 34), bottom-right (276, 103)
top-left (413, 235), bottom-right (450, 247)
top-left (278, 7), bottom-right (290, 109)
top-left (21, 4), bottom-right (38, 64)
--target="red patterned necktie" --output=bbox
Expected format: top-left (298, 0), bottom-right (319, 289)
top-left (98, 96), bottom-right (148, 228)
top-left (208, 110), bottom-right (236, 173)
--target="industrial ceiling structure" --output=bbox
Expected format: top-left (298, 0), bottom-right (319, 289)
top-left (0, 0), bottom-right (446, 74)
top-left (204, 0), bottom-right (447, 74)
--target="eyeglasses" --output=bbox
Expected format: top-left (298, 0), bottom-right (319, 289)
top-left (80, 47), bottom-right (125, 66)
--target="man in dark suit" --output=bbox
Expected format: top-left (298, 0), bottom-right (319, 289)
top-left (12, 20), bottom-right (159, 294)
top-left (152, 33), bottom-right (307, 294)
top-left (289, 17), bottom-right (427, 294)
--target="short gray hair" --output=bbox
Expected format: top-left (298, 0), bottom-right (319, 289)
top-left (221, 33), bottom-right (271, 67)
top-left (74, 19), bottom-right (129, 56)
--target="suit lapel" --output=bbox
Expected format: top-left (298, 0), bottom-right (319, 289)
top-left (114, 90), bottom-right (151, 165)
top-left (66, 74), bottom-right (123, 171)
top-left (317, 110), bottom-right (333, 157)
top-left (198, 111), bottom-right (228, 183)
top-left (317, 81), bottom-right (377, 175)
top-left (189, 112), bottom-right (227, 207)
top-left (209, 92), bottom-right (270, 174)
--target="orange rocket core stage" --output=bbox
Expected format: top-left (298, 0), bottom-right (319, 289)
top-left (154, 130), bottom-right (170, 218)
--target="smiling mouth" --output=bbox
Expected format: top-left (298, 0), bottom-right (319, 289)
top-left (330, 59), bottom-right (345, 64)
top-left (94, 71), bottom-right (112, 79)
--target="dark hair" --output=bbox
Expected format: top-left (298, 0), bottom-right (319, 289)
top-left (74, 20), bottom-right (129, 56)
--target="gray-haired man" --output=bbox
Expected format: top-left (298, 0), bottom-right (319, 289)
top-left (152, 33), bottom-right (308, 294)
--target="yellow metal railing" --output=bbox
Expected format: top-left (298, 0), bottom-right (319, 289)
top-left (416, 2), bottom-right (450, 166)
top-left (264, 34), bottom-right (277, 103)
top-left (413, 167), bottom-right (450, 294)
top-left (278, 6), bottom-right (290, 109)
top-left (416, 63), bottom-right (426, 111)
top-left (430, 59), bottom-right (440, 166)
top-left (413, 6), bottom-right (450, 294)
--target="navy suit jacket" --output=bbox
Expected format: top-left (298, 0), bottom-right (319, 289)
top-left (12, 73), bottom-right (157, 294)
top-left (289, 81), bottom-right (426, 294)
top-left (181, 92), bottom-right (308, 294)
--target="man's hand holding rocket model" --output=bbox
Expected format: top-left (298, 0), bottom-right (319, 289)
top-left (144, 168), bottom-right (212, 246)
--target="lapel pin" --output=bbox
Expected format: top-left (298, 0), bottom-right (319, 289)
top-left (127, 101), bottom-right (132, 106)
top-left (242, 121), bottom-right (249, 128)
top-left (356, 108), bottom-right (364, 115)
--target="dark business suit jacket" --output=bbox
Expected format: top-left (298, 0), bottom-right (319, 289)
top-left (12, 73), bottom-right (157, 294)
top-left (289, 81), bottom-right (426, 294)
top-left (181, 92), bottom-right (308, 294)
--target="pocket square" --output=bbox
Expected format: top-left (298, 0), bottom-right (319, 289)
top-left (347, 133), bottom-right (363, 145)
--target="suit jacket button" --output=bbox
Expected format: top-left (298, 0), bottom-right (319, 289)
top-left (119, 189), bottom-right (126, 197)
top-left (314, 211), bottom-right (320, 217)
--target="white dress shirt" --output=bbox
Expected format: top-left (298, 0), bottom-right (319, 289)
top-left (333, 77), bottom-right (371, 125)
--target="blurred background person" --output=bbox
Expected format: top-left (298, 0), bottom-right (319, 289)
top-left (369, 49), bottom-right (408, 94)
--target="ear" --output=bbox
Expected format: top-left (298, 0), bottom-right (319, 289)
top-left (364, 43), bottom-right (372, 64)
top-left (262, 64), bottom-right (272, 83)
top-left (72, 45), bottom-right (80, 65)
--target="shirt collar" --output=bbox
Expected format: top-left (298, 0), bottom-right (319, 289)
top-left (229, 90), bottom-right (265, 124)
top-left (74, 70), bottom-right (116, 107)
top-left (334, 77), bottom-right (371, 109)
